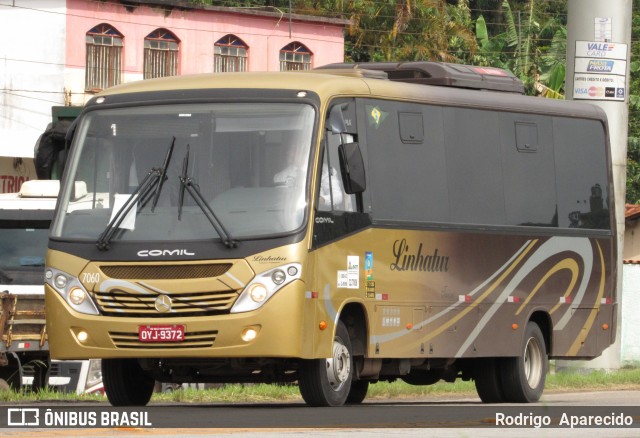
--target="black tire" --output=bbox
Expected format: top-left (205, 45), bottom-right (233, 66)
top-left (499, 322), bottom-right (548, 403)
top-left (474, 358), bottom-right (505, 403)
top-left (29, 356), bottom-right (51, 392)
top-left (0, 353), bottom-right (22, 391)
top-left (103, 359), bottom-right (155, 406)
top-left (298, 321), bottom-right (353, 407)
top-left (346, 380), bottom-right (369, 404)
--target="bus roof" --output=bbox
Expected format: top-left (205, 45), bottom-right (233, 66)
top-left (92, 67), bottom-right (607, 122)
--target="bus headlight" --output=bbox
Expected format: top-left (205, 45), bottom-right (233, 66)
top-left (231, 263), bottom-right (302, 313)
top-left (46, 267), bottom-right (99, 316)
top-left (249, 283), bottom-right (268, 303)
top-left (68, 287), bottom-right (86, 305)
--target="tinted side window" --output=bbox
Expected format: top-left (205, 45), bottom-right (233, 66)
top-left (444, 108), bottom-right (505, 226)
top-left (501, 116), bottom-right (558, 227)
top-left (364, 100), bottom-right (449, 223)
top-left (554, 118), bottom-right (609, 229)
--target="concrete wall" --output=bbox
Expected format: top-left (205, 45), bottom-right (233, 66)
top-left (622, 263), bottom-right (640, 364)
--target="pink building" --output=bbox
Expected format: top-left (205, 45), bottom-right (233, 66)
top-left (65, 0), bottom-right (348, 106)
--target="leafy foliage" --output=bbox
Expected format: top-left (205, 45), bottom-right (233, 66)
top-left (472, 0), bottom-right (567, 96)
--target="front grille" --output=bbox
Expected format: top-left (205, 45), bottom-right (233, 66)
top-left (94, 289), bottom-right (239, 317)
top-left (99, 264), bottom-right (232, 280)
top-left (109, 329), bottom-right (218, 349)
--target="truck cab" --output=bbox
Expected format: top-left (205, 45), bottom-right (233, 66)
top-left (0, 180), bottom-right (57, 389)
top-left (0, 180), bottom-right (103, 394)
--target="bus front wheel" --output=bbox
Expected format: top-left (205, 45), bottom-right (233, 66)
top-left (345, 380), bottom-right (369, 404)
top-left (103, 358), bottom-right (155, 406)
top-left (298, 321), bottom-right (353, 407)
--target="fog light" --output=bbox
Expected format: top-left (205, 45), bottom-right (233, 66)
top-left (241, 327), bottom-right (259, 342)
top-left (249, 283), bottom-right (268, 303)
top-left (287, 266), bottom-right (298, 276)
top-left (68, 287), bottom-right (86, 305)
top-left (77, 331), bottom-right (88, 342)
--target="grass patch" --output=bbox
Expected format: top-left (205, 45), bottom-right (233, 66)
top-left (546, 367), bottom-right (640, 392)
top-left (0, 387), bottom-right (105, 403)
top-left (1, 367), bottom-right (639, 404)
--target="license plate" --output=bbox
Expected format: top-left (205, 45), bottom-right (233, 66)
top-left (138, 325), bottom-right (185, 342)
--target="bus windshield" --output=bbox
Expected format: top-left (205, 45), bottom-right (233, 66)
top-left (0, 224), bottom-right (49, 285)
top-left (51, 103), bottom-right (315, 243)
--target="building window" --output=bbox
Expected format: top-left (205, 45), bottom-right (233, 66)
top-left (279, 42), bottom-right (312, 71)
top-left (214, 35), bottom-right (248, 72)
top-left (85, 24), bottom-right (123, 92)
top-left (144, 29), bottom-right (179, 79)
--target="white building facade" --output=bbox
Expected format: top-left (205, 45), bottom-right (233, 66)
top-left (0, 0), bottom-right (67, 159)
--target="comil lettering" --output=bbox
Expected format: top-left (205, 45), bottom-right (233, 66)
top-left (137, 249), bottom-right (195, 257)
top-left (315, 216), bottom-right (334, 224)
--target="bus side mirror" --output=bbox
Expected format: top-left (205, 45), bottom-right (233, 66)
top-left (338, 142), bottom-right (366, 194)
top-left (327, 104), bottom-right (348, 134)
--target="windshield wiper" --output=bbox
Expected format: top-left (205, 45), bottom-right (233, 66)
top-left (178, 147), bottom-right (237, 248)
top-left (96, 138), bottom-right (176, 251)
top-left (151, 137), bottom-right (176, 211)
top-left (178, 145), bottom-right (189, 221)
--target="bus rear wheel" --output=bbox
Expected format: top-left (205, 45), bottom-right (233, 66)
top-left (474, 358), bottom-right (505, 403)
top-left (103, 358), bottom-right (155, 406)
top-left (298, 321), bottom-right (353, 407)
top-left (499, 322), bottom-right (548, 403)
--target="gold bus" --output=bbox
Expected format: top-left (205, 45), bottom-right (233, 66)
top-left (45, 62), bottom-right (616, 407)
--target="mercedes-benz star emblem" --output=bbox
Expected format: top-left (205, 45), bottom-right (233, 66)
top-left (154, 295), bottom-right (172, 313)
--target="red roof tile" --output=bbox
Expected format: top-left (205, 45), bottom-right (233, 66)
top-left (626, 204), bottom-right (640, 220)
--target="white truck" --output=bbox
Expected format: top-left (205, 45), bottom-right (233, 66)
top-left (0, 180), bottom-right (102, 393)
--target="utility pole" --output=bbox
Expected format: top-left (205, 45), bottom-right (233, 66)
top-left (564, 0), bottom-right (632, 370)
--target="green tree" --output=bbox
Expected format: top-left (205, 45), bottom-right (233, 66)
top-left (344, 0), bottom-right (478, 63)
top-left (537, 26), bottom-right (565, 98)
top-left (473, 0), bottom-right (566, 96)
top-left (626, 5), bottom-right (640, 204)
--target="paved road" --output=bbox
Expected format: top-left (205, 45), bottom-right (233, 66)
top-left (1, 390), bottom-right (639, 437)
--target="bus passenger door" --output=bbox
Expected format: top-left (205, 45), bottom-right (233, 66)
top-left (312, 100), bottom-right (371, 248)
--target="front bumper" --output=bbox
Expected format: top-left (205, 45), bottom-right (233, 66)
top-left (45, 280), bottom-right (313, 360)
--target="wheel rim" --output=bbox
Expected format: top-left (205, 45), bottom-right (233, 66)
top-left (523, 336), bottom-right (543, 389)
top-left (325, 337), bottom-right (351, 392)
